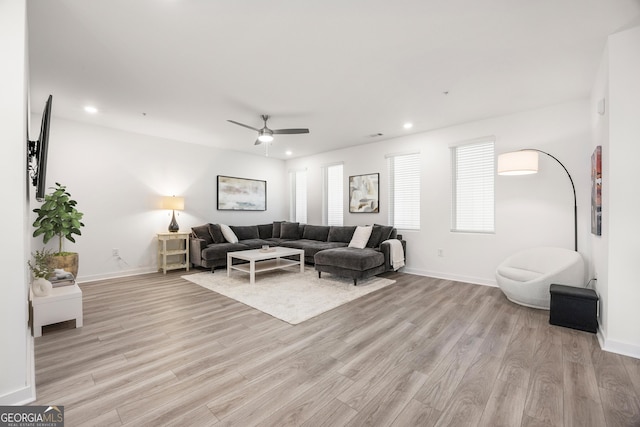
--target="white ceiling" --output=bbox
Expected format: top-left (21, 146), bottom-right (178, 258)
top-left (27, 0), bottom-right (640, 159)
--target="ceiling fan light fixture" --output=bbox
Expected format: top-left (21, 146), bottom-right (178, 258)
top-left (258, 130), bottom-right (274, 143)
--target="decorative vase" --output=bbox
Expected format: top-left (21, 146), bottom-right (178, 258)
top-left (32, 277), bottom-right (52, 296)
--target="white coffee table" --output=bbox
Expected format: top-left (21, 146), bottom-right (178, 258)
top-left (227, 247), bottom-right (305, 284)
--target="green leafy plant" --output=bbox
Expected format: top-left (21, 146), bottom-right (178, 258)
top-left (32, 182), bottom-right (85, 255)
top-left (28, 248), bottom-right (55, 279)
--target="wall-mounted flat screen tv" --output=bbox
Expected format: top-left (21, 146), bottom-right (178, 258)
top-left (28, 94), bottom-right (52, 201)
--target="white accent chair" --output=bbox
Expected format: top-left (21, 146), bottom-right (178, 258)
top-left (495, 247), bottom-right (585, 309)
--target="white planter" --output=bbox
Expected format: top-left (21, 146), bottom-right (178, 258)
top-left (31, 277), bottom-right (53, 297)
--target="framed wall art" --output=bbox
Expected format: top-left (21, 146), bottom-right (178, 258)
top-left (591, 145), bottom-right (602, 235)
top-left (217, 175), bottom-right (266, 211)
top-left (349, 173), bottom-right (379, 213)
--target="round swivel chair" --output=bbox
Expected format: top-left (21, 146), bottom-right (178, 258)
top-left (495, 247), bottom-right (585, 309)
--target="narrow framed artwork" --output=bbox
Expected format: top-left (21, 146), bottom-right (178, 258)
top-left (217, 175), bottom-right (266, 211)
top-left (349, 173), bottom-right (379, 213)
top-left (591, 146), bottom-right (602, 235)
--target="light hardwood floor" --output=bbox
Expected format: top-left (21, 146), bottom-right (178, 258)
top-left (34, 270), bottom-right (640, 426)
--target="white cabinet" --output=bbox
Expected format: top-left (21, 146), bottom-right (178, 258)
top-left (31, 284), bottom-right (83, 337)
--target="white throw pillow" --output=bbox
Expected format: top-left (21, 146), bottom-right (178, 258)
top-left (219, 224), bottom-right (238, 243)
top-left (348, 226), bottom-right (373, 249)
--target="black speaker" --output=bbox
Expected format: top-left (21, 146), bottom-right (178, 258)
top-left (549, 284), bottom-right (598, 333)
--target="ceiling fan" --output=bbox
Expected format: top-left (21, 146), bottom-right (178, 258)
top-left (227, 115), bottom-right (310, 145)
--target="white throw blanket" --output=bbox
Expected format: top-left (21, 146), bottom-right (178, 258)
top-left (384, 239), bottom-right (405, 270)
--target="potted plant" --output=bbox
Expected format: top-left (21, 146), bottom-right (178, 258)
top-left (32, 182), bottom-right (85, 278)
top-left (28, 248), bottom-right (54, 296)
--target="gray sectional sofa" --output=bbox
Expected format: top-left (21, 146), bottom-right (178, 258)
top-left (189, 221), bottom-right (406, 284)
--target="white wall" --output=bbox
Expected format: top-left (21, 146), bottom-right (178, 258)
top-left (286, 100), bottom-right (591, 286)
top-left (31, 118), bottom-right (288, 281)
top-left (0, 0), bottom-right (34, 405)
top-left (595, 25), bottom-right (640, 358)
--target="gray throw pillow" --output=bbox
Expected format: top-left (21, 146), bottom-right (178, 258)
top-left (280, 222), bottom-right (300, 239)
top-left (191, 224), bottom-right (213, 245)
top-left (327, 226), bottom-right (357, 243)
top-left (272, 221), bottom-right (285, 238)
top-left (366, 225), bottom-right (384, 248)
top-left (230, 225), bottom-right (259, 241)
top-left (208, 224), bottom-right (226, 244)
top-left (374, 224), bottom-right (394, 242)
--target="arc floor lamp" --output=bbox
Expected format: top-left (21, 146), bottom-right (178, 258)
top-left (497, 149), bottom-right (577, 252)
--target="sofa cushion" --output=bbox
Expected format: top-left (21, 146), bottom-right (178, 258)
top-left (272, 221), bottom-right (285, 238)
top-left (315, 247), bottom-right (385, 271)
top-left (327, 226), bottom-right (357, 243)
top-left (497, 266), bottom-right (542, 282)
top-left (257, 223), bottom-right (273, 239)
top-left (302, 225), bottom-right (330, 241)
top-left (349, 226), bottom-right (373, 249)
top-left (219, 224), bottom-right (238, 243)
top-left (230, 225), bottom-right (259, 240)
top-left (280, 240), bottom-right (347, 258)
top-left (238, 238), bottom-right (273, 249)
top-left (191, 224), bottom-right (213, 245)
top-left (280, 222), bottom-right (300, 239)
top-left (366, 225), bottom-right (384, 248)
top-left (202, 242), bottom-right (249, 261)
top-left (208, 224), bottom-right (226, 244)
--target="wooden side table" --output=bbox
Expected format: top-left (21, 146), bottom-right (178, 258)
top-left (31, 284), bottom-right (83, 337)
top-left (157, 231), bottom-right (190, 274)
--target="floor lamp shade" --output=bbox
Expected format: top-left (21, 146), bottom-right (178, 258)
top-left (497, 150), bottom-right (539, 175)
top-left (162, 196), bottom-right (184, 232)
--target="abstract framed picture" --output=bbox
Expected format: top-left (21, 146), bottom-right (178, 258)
top-left (591, 146), bottom-right (602, 235)
top-left (349, 173), bottom-right (379, 213)
top-left (217, 175), bottom-right (266, 211)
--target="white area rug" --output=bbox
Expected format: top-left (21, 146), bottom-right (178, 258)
top-left (182, 268), bottom-right (395, 325)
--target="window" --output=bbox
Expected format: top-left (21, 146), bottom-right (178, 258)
top-left (387, 152), bottom-right (420, 230)
top-left (290, 169), bottom-right (307, 223)
top-left (323, 163), bottom-right (343, 225)
top-left (451, 139), bottom-right (495, 233)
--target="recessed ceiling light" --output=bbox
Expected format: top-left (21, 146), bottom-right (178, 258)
top-left (403, 122), bottom-right (413, 129)
top-left (84, 106), bottom-right (98, 114)
top-left (285, 151), bottom-right (292, 156)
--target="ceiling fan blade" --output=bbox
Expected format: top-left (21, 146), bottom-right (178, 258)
top-left (272, 128), bottom-right (310, 135)
top-left (254, 138), bottom-right (262, 145)
top-left (227, 119), bottom-right (260, 132)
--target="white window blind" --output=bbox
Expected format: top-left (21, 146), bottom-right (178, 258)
top-left (290, 170), bottom-right (307, 223)
top-left (451, 140), bottom-right (495, 233)
top-left (387, 152), bottom-right (420, 230)
top-left (325, 163), bottom-right (343, 226)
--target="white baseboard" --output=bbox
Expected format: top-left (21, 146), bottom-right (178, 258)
top-left (0, 324), bottom-right (36, 406)
top-left (0, 328), bottom-right (35, 405)
top-left (597, 328), bottom-right (640, 359)
top-left (401, 267), bottom-right (497, 287)
top-left (76, 266), bottom-right (158, 283)
top-left (0, 385), bottom-right (35, 405)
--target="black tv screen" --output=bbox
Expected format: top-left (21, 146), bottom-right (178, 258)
top-left (30, 95), bottom-right (52, 201)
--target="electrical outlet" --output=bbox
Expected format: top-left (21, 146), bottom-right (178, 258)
top-left (437, 248), bottom-right (444, 257)
top-left (112, 248), bottom-right (119, 257)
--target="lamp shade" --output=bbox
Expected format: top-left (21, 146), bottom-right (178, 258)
top-left (497, 150), bottom-right (539, 175)
top-left (162, 196), bottom-right (184, 211)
